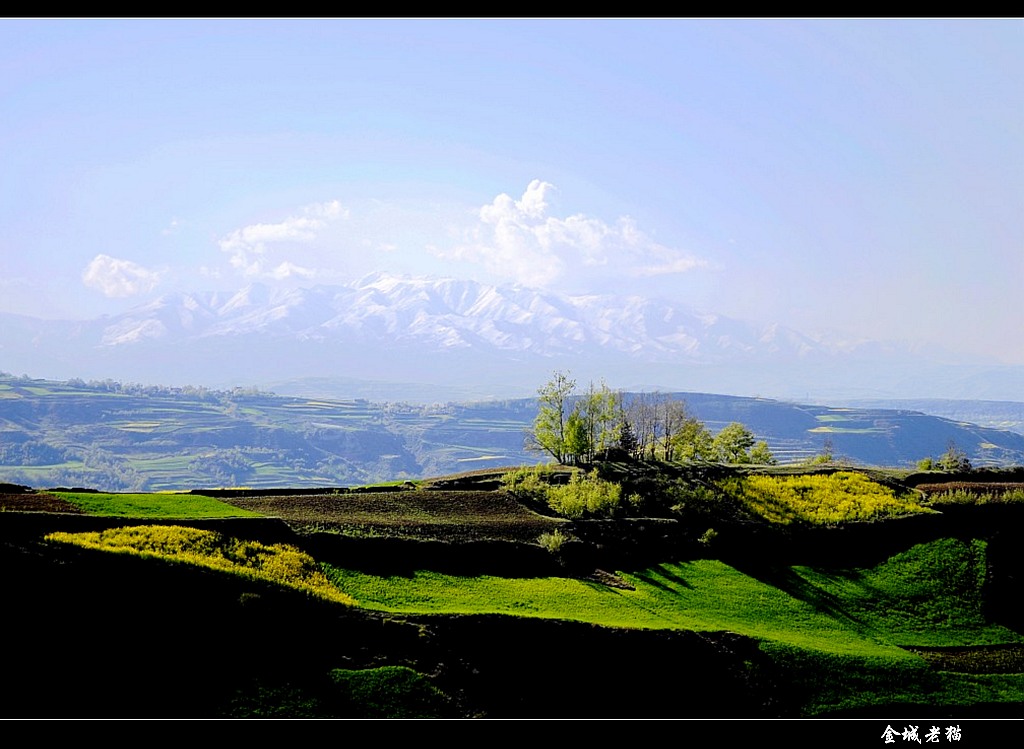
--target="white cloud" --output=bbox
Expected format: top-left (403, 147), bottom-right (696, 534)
top-left (304, 199), bottom-right (348, 220)
top-left (218, 200), bottom-right (348, 278)
top-left (437, 180), bottom-right (706, 289)
top-left (268, 261), bottom-right (316, 280)
top-left (82, 254), bottom-right (163, 297)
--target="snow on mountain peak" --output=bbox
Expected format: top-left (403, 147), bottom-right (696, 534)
top-left (66, 274), bottom-right (860, 368)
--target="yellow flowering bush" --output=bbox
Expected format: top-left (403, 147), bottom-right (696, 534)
top-left (45, 525), bottom-right (354, 605)
top-left (719, 472), bottom-right (932, 526)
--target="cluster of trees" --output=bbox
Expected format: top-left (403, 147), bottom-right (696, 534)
top-left (0, 439), bottom-right (68, 466)
top-left (531, 371), bottom-right (775, 466)
top-left (918, 441), bottom-right (973, 472)
top-left (0, 373), bottom-right (266, 402)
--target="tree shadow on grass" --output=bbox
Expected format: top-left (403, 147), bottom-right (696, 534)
top-left (728, 560), bottom-right (874, 633)
top-left (628, 565), bottom-right (694, 592)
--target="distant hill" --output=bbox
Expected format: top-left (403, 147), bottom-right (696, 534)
top-left (834, 398), bottom-right (1024, 436)
top-left (3, 374), bottom-right (1024, 491)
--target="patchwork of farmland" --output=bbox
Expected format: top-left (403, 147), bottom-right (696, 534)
top-left (1, 464), bottom-right (1023, 718)
top-left (4, 375), bottom-right (1024, 493)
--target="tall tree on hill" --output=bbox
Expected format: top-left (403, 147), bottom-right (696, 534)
top-left (659, 397), bottom-right (690, 461)
top-left (712, 422), bottom-right (776, 464)
top-left (618, 417), bottom-right (639, 458)
top-left (579, 380), bottom-right (622, 461)
top-left (672, 416), bottom-right (715, 462)
top-left (626, 392), bottom-right (658, 460)
top-left (712, 422), bottom-right (757, 463)
top-left (563, 407), bottom-right (591, 466)
top-left (937, 440), bottom-right (972, 471)
top-left (531, 371), bottom-right (576, 464)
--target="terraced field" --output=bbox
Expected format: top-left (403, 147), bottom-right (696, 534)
top-left (222, 489), bottom-right (563, 542)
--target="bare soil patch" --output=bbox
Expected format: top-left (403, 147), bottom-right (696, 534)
top-left (905, 645), bottom-right (1024, 674)
top-left (0, 493), bottom-right (84, 514)
top-left (222, 489), bottom-right (561, 543)
top-left (584, 569), bottom-right (636, 590)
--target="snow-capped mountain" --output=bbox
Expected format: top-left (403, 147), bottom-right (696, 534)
top-left (2, 273), bottom-right (1017, 401)
top-left (84, 273), bottom-right (845, 361)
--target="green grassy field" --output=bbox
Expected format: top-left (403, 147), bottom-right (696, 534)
top-left (52, 491), bottom-right (263, 518)
top-left (758, 642), bottom-right (1023, 716)
top-left (327, 560), bottom-right (910, 656)
top-left (326, 536), bottom-right (1020, 653)
top-left (791, 538), bottom-right (1016, 647)
top-left (325, 535), bottom-right (1024, 715)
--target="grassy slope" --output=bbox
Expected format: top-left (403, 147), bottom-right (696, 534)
top-left (326, 536), bottom-right (1024, 715)
top-left (14, 465), bottom-right (1024, 716)
top-left (327, 538), bottom-right (1021, 652)
top-left (328, 560), bottom-right (908, 656)
top-left (792, 537), bottom-right (1009, 647)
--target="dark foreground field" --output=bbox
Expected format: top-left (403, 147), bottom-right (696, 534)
top-left (2, 466), bottom-right (1023, 719)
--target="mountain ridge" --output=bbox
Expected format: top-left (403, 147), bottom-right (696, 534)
top-left (2, 274), bottom-right (1020, 401)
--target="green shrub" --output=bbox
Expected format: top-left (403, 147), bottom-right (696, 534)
top-left (546, 470), bottom-right (623, 518)
top-left (698, 527), bottom-right (718, 547)
top-left (501, 464), bottom-right (555, 502)
top-left (538, 528), bottom-right (568, 553)
top-left (928, 488), bottom-right (1024, 505)
top-left (669, 481), bottom-right (721, 513)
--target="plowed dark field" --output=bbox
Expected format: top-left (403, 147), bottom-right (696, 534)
top-left (222, 489), bottom-right (562, 542)
top-left (0, 493), bottom-right (83, 513)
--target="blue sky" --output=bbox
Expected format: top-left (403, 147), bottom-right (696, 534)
top-left (2, 19), bottom-right (1021, 364)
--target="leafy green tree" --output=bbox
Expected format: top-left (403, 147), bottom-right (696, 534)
top-left (712, 422), bottom-right (757, 463)
top-left (659, 398), bottom-right (691, 461)
top-left (919, 441), bottom-right (973, 472)
top-left (804, 437), bottom-right (835, 466)
top-left (749, 440), bottom-right (777, 465)
top-left (563, 408), bottom-right (591, 465)
top-left (671, 417), bottom-right (715, 462)
top-left (581, 381), bottom-right (622, 459)
top-left (624, 392), bottom-right (655, 459)
top-left (531, 371), bottom-right (576, 463)
top-left (618, 418), bottom-right (638, 458)
top-left (936, 441), bottom-right (972, 471)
